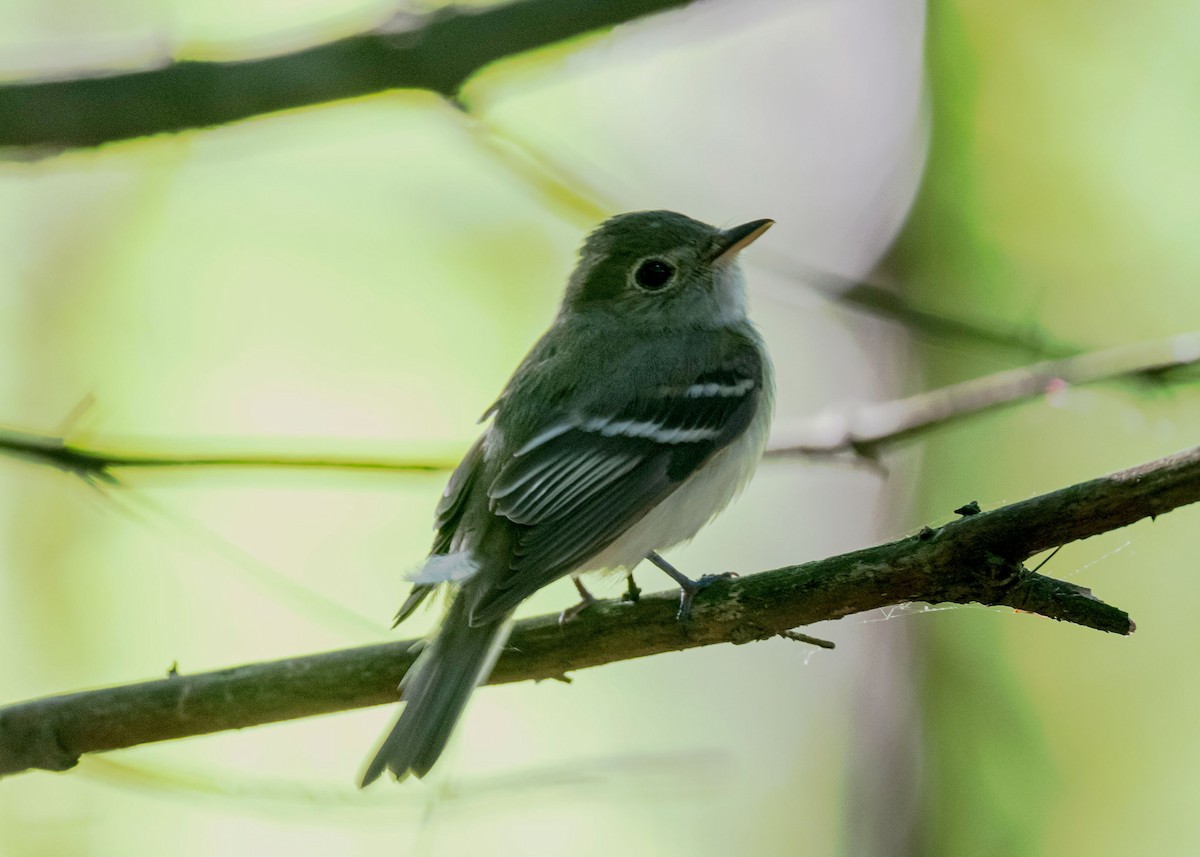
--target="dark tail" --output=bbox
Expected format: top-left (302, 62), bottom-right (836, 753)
top-left (391, 583), bottom-right (435, 628)
top-left (360, 593), bottom-right (510, 786)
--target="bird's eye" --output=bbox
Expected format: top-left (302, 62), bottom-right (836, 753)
top-left (633, 259), bottom-right (675, 291)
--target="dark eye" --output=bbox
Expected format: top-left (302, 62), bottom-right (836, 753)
top-left (633, 258), bottom-right (675, 291)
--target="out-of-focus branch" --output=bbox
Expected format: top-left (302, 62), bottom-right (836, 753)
top-left (767, 330), bottom-right (1200, 459)
top-left (834, 280), bottom-right (1077, 359)
top-left (3, 332), bottom-right (1195, 479)
top-left (5, 445), bottom-right (1197, 779)
top-left (0, 427), bottom-right (454, 481)
top-left (0, 0), bottom-right (692, 151)
top-left (751, 252), bottom-right (1082, 361)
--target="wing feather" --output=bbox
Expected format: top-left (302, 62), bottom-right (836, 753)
top-left (468, 341), bottom-right (765, 624)
top-left (395, 433), bottom-right (486, 627)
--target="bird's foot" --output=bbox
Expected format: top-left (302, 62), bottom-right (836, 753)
top-left (622, 572), bottom-right (642, 603)
top-left (559, 577), bottom-right (599, 626)
top-left (675, 572), bottom-right (738, 622)
top-left (646, 552), bottom-right (736, 621)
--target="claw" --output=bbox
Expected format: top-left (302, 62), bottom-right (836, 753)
top-left (675, 572), bottom-right (737, 621)
top-left (646, 552), bottom-right (735, 621)
top-left (559, 576), bottom-right (598, 626)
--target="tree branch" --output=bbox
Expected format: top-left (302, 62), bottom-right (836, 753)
top-left (0, 426), bottom-right (455, 481)
top-left (5, 445), bottom-right (1197, 779)
top-left (832, 280), bottom-right (1077, 359)
top-left (753, 254), bottom-right (1081, 361)
top-left (3, 331), bottom-right (1195, 480)
top-left (0, 0), bottom-right (691, 151)
top-left (767, 330), bottom-right (1200, 459)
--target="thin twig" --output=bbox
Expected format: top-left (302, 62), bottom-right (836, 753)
top-left (0, 427), bottom-right (454, 480)
top-left (767, 330), bottom-right (1200, 459)
top-left (1029, 545), bottom-right (1063, 575)
top-left (3, 444), bottom-right (1195, 778)
top-left (779, 630), bottom-right (836, 649)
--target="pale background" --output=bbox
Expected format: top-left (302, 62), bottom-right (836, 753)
top-left (1, 1), bottom-right (1198, 855)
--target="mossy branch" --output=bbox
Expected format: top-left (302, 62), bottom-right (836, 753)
top-left (3, 445), bottom-right (1196, 779)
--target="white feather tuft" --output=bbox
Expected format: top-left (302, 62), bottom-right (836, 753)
top-left (406, 551), bottom-right (480, 584)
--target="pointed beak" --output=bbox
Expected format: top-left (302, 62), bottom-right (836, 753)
top-left (709, 218), bottom-right (774, 265)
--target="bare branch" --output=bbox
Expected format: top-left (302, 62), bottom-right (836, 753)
top-left (4, 445), bottom-right (1196, 779)
top-left (779, 630), bottom-right (836, 649)
top-left (768, 330), bottom-right (1200, 459)
top-left (0, 0), bottom-right (691, 151)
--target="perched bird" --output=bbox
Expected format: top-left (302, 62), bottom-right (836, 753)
top-left (360, 210), bottom-right (774, 786)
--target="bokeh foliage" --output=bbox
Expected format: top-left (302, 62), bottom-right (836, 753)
top-left (895, 1), bottom-right (1200, 854)
top-left (1, 1), bottom-right (1198, 855)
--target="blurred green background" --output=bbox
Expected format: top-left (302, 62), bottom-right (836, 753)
top-left (1, 1), bottom-right (1198, 855)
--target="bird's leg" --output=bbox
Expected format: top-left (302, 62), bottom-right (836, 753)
top-left (623, 572), bottom-right (641, 603)
top-left (559, 575), bottom-right (599, 625)
top-left (646, 551), bottom-right (736, 621)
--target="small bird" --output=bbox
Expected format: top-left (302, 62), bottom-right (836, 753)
top-left (360, 210), bottom-right (775, 786)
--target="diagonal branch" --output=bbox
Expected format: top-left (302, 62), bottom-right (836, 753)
top-left (4, 445), bottom-right (1197, 779)
top-left (830, 279), bottom-right (1077, 359)
top-left (0, 0), bottom-right (692, 151)
top-left (753, 254), bottom-right (1081, 361)
top-left (767, 330), bottom-right (1200, 459)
